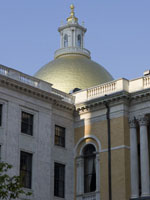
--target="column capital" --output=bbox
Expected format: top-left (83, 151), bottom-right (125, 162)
top-left (76, 156), bottom-right (84, 167)
top-left (96, 153), bottom-right (100, 161)
top-left (138, 115), bottom-right (149, 126)
top-left (129, 117), bottom-right (137, 128)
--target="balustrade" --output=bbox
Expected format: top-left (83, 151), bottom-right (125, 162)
top-left (87, 81), bottom-right (116, 98)
top-left (143, 76), bottom-right (150, 88)
top-left (0, 65), bottom-right (9, 76)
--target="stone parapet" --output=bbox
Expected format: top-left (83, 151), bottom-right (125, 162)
top-left (0, 64), bottom-right (73, 104)
top-left (73, 75), bottom-right (150, 104)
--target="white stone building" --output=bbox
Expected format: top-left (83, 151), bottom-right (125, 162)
top-left (0, 4), bottom-right (150, 200)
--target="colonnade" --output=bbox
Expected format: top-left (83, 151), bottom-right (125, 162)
top-left (129, 115), bottom-right (150, 198)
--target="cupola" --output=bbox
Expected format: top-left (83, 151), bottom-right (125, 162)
top-left (35, 5), bottom-right (113, 93)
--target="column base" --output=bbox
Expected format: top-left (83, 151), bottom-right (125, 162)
top-left (130, 196), bottom-right (150, 200)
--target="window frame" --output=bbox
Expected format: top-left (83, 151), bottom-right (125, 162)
top-left (64, 34), bottom-right (68, 47)
top-left (54, 162), bottom-right (65, 198)
top-left (20, 151), bottom-right (32, 189)
top-left (21, 111), bottom-right (34, 136)
top-left (0, 104), bottom-right (2, 127)
top-left (0, 145), bottom-right (1, 161)
top-left (77, 34), bottom-right (81, 47)
top-left (55, 125), bottom-right (65, 148)
top-left (83, 144), bottom-right (96, 193)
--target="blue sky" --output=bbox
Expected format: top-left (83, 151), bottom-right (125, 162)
top-left (0, 0), bottom-right (150, 80)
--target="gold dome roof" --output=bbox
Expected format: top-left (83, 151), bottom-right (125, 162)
top-left (35, 54), bottom-right (113, 93)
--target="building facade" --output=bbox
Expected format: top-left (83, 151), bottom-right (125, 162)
top-left (0, 4), bottom-right (150, 200)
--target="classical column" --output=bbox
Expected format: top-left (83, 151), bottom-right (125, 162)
top-left (138, 115), bottom-right (150, 197)
top-left (76, 156), bottom-right (84, 197)
top-left (129, 117), bottom-right (139, 198)
top-left (96, 153), bottom-right (100, 200)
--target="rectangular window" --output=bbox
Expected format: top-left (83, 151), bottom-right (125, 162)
top-left (55, 125), bottom-right (65, 147)
top-left (21, 112), bottom-right (33, 135)
top-left (0, 145), bottom-right (1, 161)
top-left (0, 104), bottom-right (2, 126)
top-left (54, 163), bottom-right (65, 198)
top-left (20, 151), bottom-right (32, 189)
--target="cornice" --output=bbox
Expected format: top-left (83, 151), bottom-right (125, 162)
top-left (58, 23), bottom-right (86, 32)
top-left (74, 91), bottom-right (130, 115)
top-left (130, 88), bottom-right (150, 105)
top-left (0, 75), bottom-right (74, 113)
top-left (74, 88), bottom-right (150, 115)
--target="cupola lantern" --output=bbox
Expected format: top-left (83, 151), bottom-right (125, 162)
top-left (54, 5), bottom-right (91, 59)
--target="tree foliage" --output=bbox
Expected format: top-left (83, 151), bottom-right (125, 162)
top-left (0, 162), bottom-right (31, 200)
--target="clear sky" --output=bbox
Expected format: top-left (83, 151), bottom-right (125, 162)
top-left (0, 0), bottom-right (150, 80)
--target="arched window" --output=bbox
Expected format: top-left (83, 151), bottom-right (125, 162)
top-left (64, 34), bottom-right (68, 47)
top-left (83, 144), bottom-right (96, 193)
top-left (77, 34), bottom-right (81, 47)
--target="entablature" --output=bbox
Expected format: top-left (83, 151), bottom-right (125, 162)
top-left (0, 66), bottom-right (74, 112)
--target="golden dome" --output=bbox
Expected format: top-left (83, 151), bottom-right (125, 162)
top-left (35, 5), bottom-right (113, 93)
top-left (35, 54), bottom-right (113, 93)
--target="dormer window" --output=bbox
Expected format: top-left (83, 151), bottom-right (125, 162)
top-left (77, 34), bottom-right (81, 47)
top-left (64, 34), bottom-right (68, 47)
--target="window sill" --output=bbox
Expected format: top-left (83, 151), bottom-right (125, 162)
top-left (130, 197), bottom-right (150, 200)
top-left (21, 132), bottom-right (34, 138)
top-left (54, 145), bottom-right (67, 150)
top-left (19, 188), bottom-right (33, 199)
top-left (54, 196), bottom-right (65, 199)
top-left (76, 191), bottom-right (100, 200)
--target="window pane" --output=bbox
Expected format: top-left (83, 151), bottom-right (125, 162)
top-left (21, 112), bottom-right (33, 135)
top-left (20, 151), bottom-right (32, 189)
top-left (64, 34), bottom-right (68, 47)
top-left (0, 145), bottom-right (1, 161)
top-left (55, 125), bottom-right (65, 147)
top-left (0, 104), bottom-right (2, 126)
top-left (77, 34), bottom-right (81, 47)
top-left (83, 144), bottom-right (96, 193)
top-left (54, 163), bottom-right (65, 198)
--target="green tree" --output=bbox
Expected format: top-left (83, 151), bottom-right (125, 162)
top-left (0, 162), bottom-right (31, 200)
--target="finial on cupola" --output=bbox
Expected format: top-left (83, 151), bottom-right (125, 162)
top-left (67, 4), bottom-right (78, 23)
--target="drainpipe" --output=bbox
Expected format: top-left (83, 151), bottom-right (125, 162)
top-left (104, 101), bottom-right (112, 200)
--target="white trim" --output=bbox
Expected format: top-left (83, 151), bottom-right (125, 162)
top-left (74, 135), bottom-right (101, 157)
top-left (100, 145), bottom-right (130, 153)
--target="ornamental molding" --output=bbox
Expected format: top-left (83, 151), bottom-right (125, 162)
top-left (100, 145), bottom-right (130, 153)
top-left (58, 23), bottom-right (87, 32)
top-left (0, 75), bottom-right (74, 112)
top-left (74, 135), bottom-right (101, 157)
top-left (74, 88), bottom-right (150, 115)
top-left (130, 88), bottom-right (150, 105)
top-left (129, 117), bottom-right (137, 128)
top-left (137, 115), bottom-right (149, 126)
top-left (74, 91), bottom-right (130, 114)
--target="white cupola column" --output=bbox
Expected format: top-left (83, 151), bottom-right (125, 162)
top-left (138, 115), bottom-right (150, 197)
top-left (129, 117), bottom-right (139, 198)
